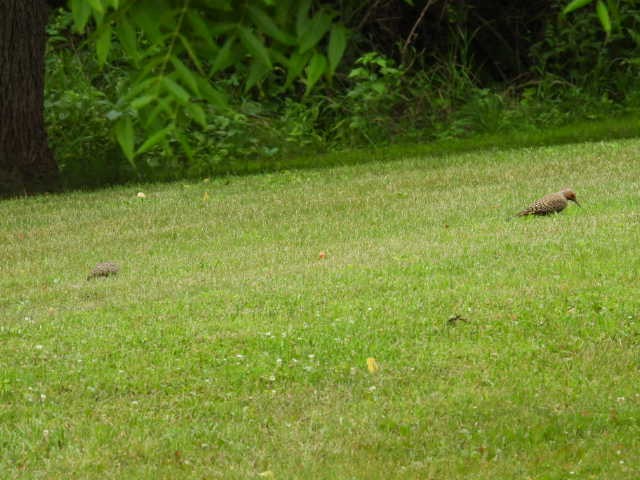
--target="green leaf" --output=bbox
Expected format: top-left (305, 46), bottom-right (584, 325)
top-left (299, 12), bottom-right (333, 53)
top-left (244, 60), bottom-right (270, 92)
top-left (131, 6), bottom-right (163, 43)
top-left (96, 23), bottom-right (112, 66)
top-left (162, 77), bottom-right (190, 104)
top-left (305, 52), bottom-right (327, 95)
top-left (208, 23), bottom-right (238, 37)
top-left (122, 77), bottom-right (158, 104)
top-left (105, 109), bottom-right (122, 121)
top-left (145, 99), bottom-right (173, 129)
top-left (327, 25), bottom-right (348, 75)
top-left (238, 27), bottom-right (272, 68)
top-left (627, 28), bottom-right (640, 46)
top-left (210, 37), bottom-right (237, 75)
top-left (563, 0), bottom-right (594, 14)
top-left (170, 56), bottom-right (199, 95)
top-left (284, 51), bottom-right (311, 88)
top-left (116, 19), bottom-right (139, 63)
top-left (87, 0), bottom-right (104, 14)
top-left (275, 0), bottom-right (295, 24)
top-left (175, 131), bottom-right (194, 162)
top-left (70, 0), bottom-right (92, 31)
top-left (187, 10), bottom-right (215, 48)
top-left (91, 9), bottom-right (105, 26)
top-left (196, 77), bottom-right (227, 108)
top-left (296, 0), bottom-right (312, 38)
top-left (185, 102), bottom-right (207, 127)
top-left (269, 49), bottom-right (289, 66)
top-left (130, 95), bottom-right (156, 110)
top-left (178, 34), bottom-right (204, 74)
top-left (606, 0), bottom-right (620, 27)
top-left (115, 117), bottom-right (135, 162)
top-left (596, 0), bottom-right (612, 35)
top-left (136, 127), bottom-right (171, 155)
top-left (132, 55), bottom-right (165, 81)
top-left (208, 0), bottom-right (232, 11)
top-left (248, 6), bottom-right (296, 46)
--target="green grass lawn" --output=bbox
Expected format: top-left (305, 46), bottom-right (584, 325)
top-left (2, 139), bottom-right (640, 479)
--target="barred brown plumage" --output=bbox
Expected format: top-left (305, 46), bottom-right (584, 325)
top-left (517, 188), bottom-right (580, 216)
top-left (87, 262), bottom-right (119, 280)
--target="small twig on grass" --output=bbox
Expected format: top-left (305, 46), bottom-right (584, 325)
top-left (448, 314), bottom-right (469, 325)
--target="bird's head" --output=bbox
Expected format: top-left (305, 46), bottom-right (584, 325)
top-left (561, 188), bottom-right (580, 206)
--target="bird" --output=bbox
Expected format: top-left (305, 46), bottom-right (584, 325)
top-left (516, 188), bottom-right (580, 216)
top-left (87, 262), bottom-right (120, 280)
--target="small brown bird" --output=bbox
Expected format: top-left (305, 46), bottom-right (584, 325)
top-left (517, 188), bottom-right (580, 216)
top-left (87, 262), bottom-right (120, 280)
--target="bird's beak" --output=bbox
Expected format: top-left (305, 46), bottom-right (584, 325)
top-left (573, 199), bottom-right (581, 207)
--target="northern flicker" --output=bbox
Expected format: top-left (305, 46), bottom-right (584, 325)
top-left (517, 188), bottom-right (580, 216)
top-left (87, 262), bottom-right (120, 280)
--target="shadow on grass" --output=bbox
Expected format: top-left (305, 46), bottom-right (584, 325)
top-left (200, 115), bottom-right (640, 178)
top-left (43, 115), bottom-right (640, 196)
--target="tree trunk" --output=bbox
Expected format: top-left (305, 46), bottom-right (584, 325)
top-left (0, 0), bottom-right (59, 197)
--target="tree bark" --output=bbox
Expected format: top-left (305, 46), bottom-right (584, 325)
top-left (0, 0), bottom-right (59, 197)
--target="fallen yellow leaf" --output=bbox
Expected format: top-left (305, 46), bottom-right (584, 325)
top-left (203, 192), bottom-right (209, 201)
top-left (367, 357), bottom-right (380, 374)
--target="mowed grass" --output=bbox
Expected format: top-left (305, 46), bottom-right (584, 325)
top-left (2, 139), bottom-right (640, 479)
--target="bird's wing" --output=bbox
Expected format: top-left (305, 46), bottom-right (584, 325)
top-left (540, 194), bottom-right (567, 213)
top-left (516, 199), bottom-right (544, 216)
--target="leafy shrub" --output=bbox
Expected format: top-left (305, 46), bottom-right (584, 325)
top-left (531, 0), bottom-right (640, 96)
top-left (332, 52), bottom-right (405, 145)
top-left (45, 13), bottom-right (132, 188)
top-left (42, 2), bottom-right (640, 187)
top-left (45, 14), bottom-right (330, 183)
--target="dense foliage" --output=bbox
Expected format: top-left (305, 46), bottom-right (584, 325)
top-left (44, 0), bottom-right (640, 187)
